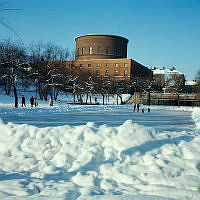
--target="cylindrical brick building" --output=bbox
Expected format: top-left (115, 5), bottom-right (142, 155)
top-left (75, 34), bottom-right (129, 60)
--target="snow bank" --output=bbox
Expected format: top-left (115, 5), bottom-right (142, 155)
top-left (192, 107), bottom-right (200, 129)
top-left (0, 114), bottom-right (200, 199)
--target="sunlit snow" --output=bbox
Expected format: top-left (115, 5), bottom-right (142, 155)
top-left (0, 93), bottom-right (200, 200)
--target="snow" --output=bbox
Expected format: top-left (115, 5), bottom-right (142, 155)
top-left (153, 68), bottom-right (183, 75)
top-left (0, 93), bottom-right (200, 200)
top-left (185, 80), bottom-right (197, 86)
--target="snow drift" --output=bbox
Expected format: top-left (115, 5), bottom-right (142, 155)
top-left (0, 107), bottom-right (200, 200)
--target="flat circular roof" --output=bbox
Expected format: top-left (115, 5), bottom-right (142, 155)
top-left (75, 34), bottom-right (129, 42)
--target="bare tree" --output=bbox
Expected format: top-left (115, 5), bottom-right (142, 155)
top-left (29, 41), bottom-right (69, 62)
top-left (28, 41), bottom-right (70, 101)
top-left (0, 40), bottom-right (29, 107)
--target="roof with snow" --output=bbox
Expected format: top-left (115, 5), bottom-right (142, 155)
top-left (153, 68), bottom-right (184, 75)
top-left (185, 80), bottom-right (198, 86)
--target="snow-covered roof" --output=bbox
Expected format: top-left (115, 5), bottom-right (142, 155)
top-left (153, 68), bottom-right (183, 75)
top-left (185, 80), bottom-right (198, 86)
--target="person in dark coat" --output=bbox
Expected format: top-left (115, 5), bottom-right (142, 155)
top-left (148, 107), bottom-right (150, 112)
top-left (142, 108), bottom-right (144, 113)
top-left (133, 104), bottom-right (136, 112)
top-left (30, 96), bottom-right (34, 107)
top-left (22, 96), bottom-right (26, 107)
top-left (137, 104), bottom-right (140, 112)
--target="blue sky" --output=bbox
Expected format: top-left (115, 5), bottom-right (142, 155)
top-left (1, 0), bottom-right (200, 80)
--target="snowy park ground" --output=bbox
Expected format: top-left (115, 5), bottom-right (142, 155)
top-left (0, 92), bottom-right (200, 200)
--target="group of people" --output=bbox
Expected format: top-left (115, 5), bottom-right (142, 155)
top-left (133, 104), bottom-right (150, 113)
top-left (21, 96), bottom-right (37, 107)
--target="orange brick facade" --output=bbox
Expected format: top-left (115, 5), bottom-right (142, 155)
top-left (65, 58), bottom-right (151, 81)
top-left (75, 34), bottom-right (128, 60)
top-left (66, 34), bottom-right (152, 81)
top-left (49, 34), bottom-right (152, 82)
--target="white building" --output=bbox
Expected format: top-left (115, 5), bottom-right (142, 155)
top-left (152, 67), bottom-right (185, 93)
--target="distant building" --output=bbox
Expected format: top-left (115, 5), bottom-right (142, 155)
top-left (185, 80), bottom-right (198, 93)
top-left (65, 34), bottom-right (152, 81)
top-left (152, 67), bottom-right (185, 93)
top-left (185, 80), bottom-right (198, 86)
top-left (153, 67), bottom-right (185, 82)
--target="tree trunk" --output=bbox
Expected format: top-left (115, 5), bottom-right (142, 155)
top-left (86, 93), bottom-right (88, 104)
top-left (148, 91), bottom-right (151, 106)
top-left (90, 96), bottom-right (92, 104)
top-left (177, 93), bottom-right (180, 107)
top-left (44, 89), bottom-right (48, 101)
top-left (13, 86), bottom-right (18, 108)
top-left (49, 94), bottom-right (53, 106)
top-left (54, 90), bottom-right (59, 101)
top-left (102, 94), bottom-right (105, 105)
top-left (4, 80), bottom-right (11, 95)
top-left (73, 93), bottom-right (76, 104)
top-left (119, 95), bottom-right (123, 105)
top-left (38, 82), bottom-right (43, 100)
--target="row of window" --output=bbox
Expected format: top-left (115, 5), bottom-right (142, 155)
top-left (77, 46), bottom-right (124, 56)
top-left (68, 65), bottom-right (128, 76)
top-left (94, 70), bottom-right (128, 77)
top-left (80, 63), bottom-right (128, 68)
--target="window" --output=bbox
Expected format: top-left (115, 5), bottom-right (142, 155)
top-left (114, 70), bottom-right (119, 76)
top-left (124, 63), bottom-right (128, 67)
top-left (88, 64), bottom-right (92, 68)
top-left (105, 64), bottom-right (109, 67)
top-left (117, 47), bottom-right (121, 56)
top-left (96, 70), bottom-right (100, 76)
top-left (114, 48), bottom-right (117, 56)
top-left (106, 47), bottom-right (109, 55)
top-left (96, 64), bottom-right (100, 67)
top-left (77, 48), bottom-right (79, 56)
top-left (82, 47), bottom-right (85, 55)
top-left (124, 70), bottom-right (128, 76)
top-left (97, 47), bottom-right (101, 55)
top-left (115, 63), bottom-right (119, 67)
top-left (120, 47), bottom-right (123, 56)
top-left (89, 47), bottom-right (93, 55)
top-left (80, 64), bottom-right (83, 68)
top-left (105, 70), bottom-right (109, 76)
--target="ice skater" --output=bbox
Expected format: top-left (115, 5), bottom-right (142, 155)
top-left (30, 96), bottom-right (34, 107)
top-left (133, 104), bottom-right (136, 112)
top-left (21, 96), bottom-right (26, 107)
top-left (137, 104), bottom-right (140, 112)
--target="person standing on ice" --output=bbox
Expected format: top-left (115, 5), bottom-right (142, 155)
top-left (137, 104), bottom-right (140, 112)
top-left (21, 96), bottom-right (26, 107)
top-left (133, 104), bottom-right (136, 111)
top-left (30, 96), bottom-right (34, 107)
